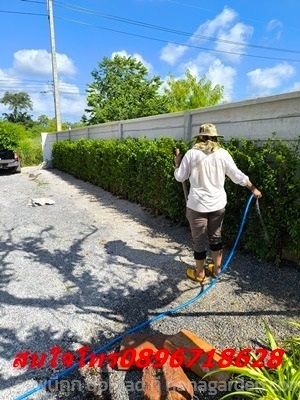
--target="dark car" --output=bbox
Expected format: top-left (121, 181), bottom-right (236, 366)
top-left (0, 149), bottom-right (21, 173)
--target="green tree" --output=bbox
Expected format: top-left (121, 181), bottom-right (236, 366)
top-left (37, 114), bottom-right (51, 128)
top-left (0, 121), bottom-right (26, 150)
top-left (0, 91), bottom-right (33, 124)
top-left (85, 55), bottom-right (168, 124)
top-left (80, 114), bottom-right (88, 124)
top-left (29, 115), bottom-right (83, 135)
top-left (164, 69), bottom-right (224, 112)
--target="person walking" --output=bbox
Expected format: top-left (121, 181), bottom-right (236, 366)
top-left (174, 123), bottom-right (262, 283)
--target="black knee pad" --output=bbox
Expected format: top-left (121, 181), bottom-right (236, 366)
top-left (194, 250), bottom-right (207, 260)
top-left (209, 242), bottom-right (223, 251)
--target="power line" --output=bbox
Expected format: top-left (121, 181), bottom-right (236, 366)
top-left (0, 84), bottom-right (87, 93)
top-left (4, 0), bottom-right (299, 61)
top-left (166, 0), bottom-right (216, 13)
top-left (0, 77), bottom-right (85, 86)
top-left (0, 81), bottom-right (86, 92)
top-left (0, 9), bottom-right (47, 16)
top-left (0, 87), bottom-right (86, 95)
top-left (0, 77), bottom-right (87, 88)
top-left (53, 0), bottom-right (300, 55)
top-left (20, 0), bottom-right (46, 3)
top-left (166, 0), bottom-right (300, 32)
top-left (0, 0), bottom-right (44, 2)
top-left (0, 76), bottom-right (88, 86)
top-left (55, 16), bottom-right (300, 63)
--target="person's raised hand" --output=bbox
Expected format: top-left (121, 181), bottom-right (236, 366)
top-left (174, 148), bottom-right (183, 167)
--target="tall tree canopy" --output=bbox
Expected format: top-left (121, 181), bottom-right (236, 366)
top-left (0, 91), bottom-right (33, 124)
top-left (85, 55), bottom-right (168, 124)
top-left (164, 69), bottom-right (224, 112)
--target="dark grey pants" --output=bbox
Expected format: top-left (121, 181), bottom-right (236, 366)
top-left (186, 207), bottom-right (225, 254)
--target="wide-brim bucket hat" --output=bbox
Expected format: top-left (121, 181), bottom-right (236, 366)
top-left (193, 123), bottom-right (224, 138)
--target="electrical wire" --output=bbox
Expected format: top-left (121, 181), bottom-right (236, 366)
top-left (0, 78), bottom-right (88, 96)
top-left (54, 16), bottom-right (300, 63)
top-left (53, 0), bottom-right (300, 55)
top-left (0, 89), bottom-right (86, 96)
top-left (166, 0), bottom-right (300, 33)
top-left (0, 78), bottom-right (88, 90)
top-left (0, 83), bottom-right (87, 90)
top-left (0, 90), bottom-right (86, 96)
top-left (0, 9), bottom-right (47, 16)
top-left (4, 0), bottom-right (300, 62)
top-left (20, 0), bottom-right (45, 3)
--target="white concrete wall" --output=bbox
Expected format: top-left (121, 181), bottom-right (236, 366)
top-left (42, 91), bottom-right (300, 164)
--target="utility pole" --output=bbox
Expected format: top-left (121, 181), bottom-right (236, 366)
top-left (47, 0), bottom-right (62, 132)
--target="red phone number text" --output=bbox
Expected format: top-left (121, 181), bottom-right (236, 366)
top-left (104, 347), bottom-right (284, 369)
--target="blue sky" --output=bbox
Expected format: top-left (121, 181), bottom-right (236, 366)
top-left (1, 0), bottom-right (300, 122)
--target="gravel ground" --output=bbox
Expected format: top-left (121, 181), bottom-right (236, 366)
top-left (0, 166), bottom-right (299, 400)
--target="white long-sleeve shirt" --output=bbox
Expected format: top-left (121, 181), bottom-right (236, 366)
top-left (174, 147), bottom-right (249, 212)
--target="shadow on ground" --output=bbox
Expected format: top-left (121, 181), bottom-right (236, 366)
top-left (1, 167), bottom-right (298, 400)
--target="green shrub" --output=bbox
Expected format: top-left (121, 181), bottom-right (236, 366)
top-left (0, 121), bottom-right (26, 150)
top-left (52, 135), bottom-right (300, 265)
top-left (223, 137), bottom-right (300, 265)
top-left (53, 137), bottom-right (188, 223)
top-left (206, 322), bottom-right (300, 400)
top-left (0, 121), bottom-right (42, 166)
top-left (18, 137), bottom-right (43, 166)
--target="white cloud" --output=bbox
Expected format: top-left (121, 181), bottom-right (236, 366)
top-left (159, 7), bottom-right (238, 66)
top-left (191, 7), bottom-right (237, 40)
top-left (286, 82), bottom-right (300, 92)
top-left (266, 19), bottom-right (283, 40)
top-left (0, 54), bottom-right (84, 122)
top-left (192, 7), bottom-right (253, 62)
top-left (160, 7), bottom-right (253, 66)
top-left (59, 81), bottom-right (81, 95)
top-left (0, 79), bottom-right (86, 121)
top-left (247, 63), bottom-right (295, 92)
top-left (0, 69), bottom-right (22, 90)
top-left (160, 43), bottom-right (187, 65)
top-left (182, 53), bottom-right (216, 77)
top-left (13, 49), bottom-right (76, 77)
top-left (29, 88), bottom-right (86, 121)
top-left (0, 70), bottom-right (22, 114)
top-left (215, 22), bottom-right (253, 62)
top-left (267, 19), bottom-right (283, 32)
top-left (205, 59), bottom-right (236, 101)
top-left (111, 50), bottom-right (153, 73)
top-left (57, 81), bottom-right (87, 121)
top-left (180, 54), bottom-right (236, 101)
top-left (0, 71), bottom-right (22, 116)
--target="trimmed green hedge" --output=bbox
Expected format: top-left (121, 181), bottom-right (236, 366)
top-left (52, 136), bottom-right (300, 265)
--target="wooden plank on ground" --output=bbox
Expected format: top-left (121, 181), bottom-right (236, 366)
top-left (117, 333), bottom-right (170, 370)
top-left (164, 329), bottom-right (231, 382)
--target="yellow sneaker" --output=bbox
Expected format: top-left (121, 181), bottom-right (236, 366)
top-left (205, 263), bottom-right (217, 278)
top-left (186, 268), bottom-right (206, 283)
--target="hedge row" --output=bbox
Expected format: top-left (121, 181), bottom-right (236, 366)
top-left (52, 136), bottom-right (300, 265)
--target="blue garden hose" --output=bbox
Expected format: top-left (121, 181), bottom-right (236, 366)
top-left (15, 194), bottom-right (255, 400)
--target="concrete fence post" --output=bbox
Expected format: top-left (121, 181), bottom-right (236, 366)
top-left (119, 123), bottom-right (123, 139)
top-left (184, 111), bottom-right (192, 141)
